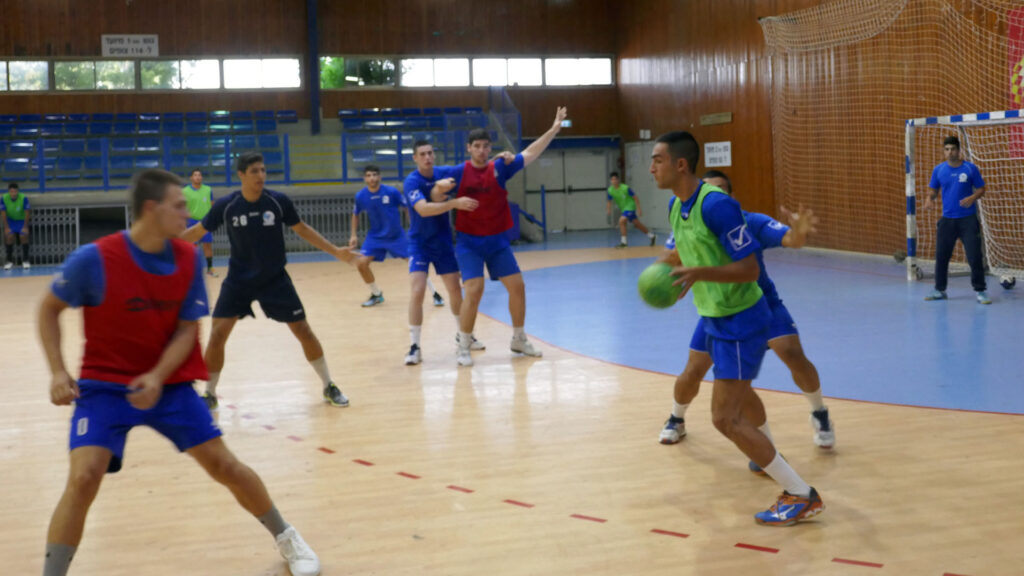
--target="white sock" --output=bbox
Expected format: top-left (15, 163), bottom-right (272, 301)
top-left (672, 402), bottom-right (689, 420)
top-left (367, 282), bottom-right (381, 296)
top-left (758, 422), bottom-right (775, 446)
top-left (206, 372), bottom-right (221, 395)
top-left (410, 325), bottom-right (421, 346)
top-left (762, 452), bottom-right (811, 498)
top-left (647, 232), bottom-right (655, 238)
top-left (458, 331), bottom-right (472, 350)
top-left (425, 277), bottom-right (436, 294)
top-left (804, 389), bottom-right (826, 412)
top-left (453, 314), bottom-right (461, 331)
top-left (513, 326), bottom-right (526, 340)
top-left (309, 356), bottom-right (332, 387)
top-left (620, 235), bottom-right (627, 244)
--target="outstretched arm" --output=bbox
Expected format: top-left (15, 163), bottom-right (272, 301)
top-left (413, 197), bottom-right (479, 217)
top-left (520, 107), bottom-right (568, 167)
top-left (430, 178), bottom-right (457, 202)
top-left (290, 221), bottom-right (356, 263)
top-left (779, 205), bottom-right (819, 249)
top-left (181, 221), bottom-right (209, 244)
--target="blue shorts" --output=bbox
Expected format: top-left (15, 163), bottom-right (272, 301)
top-left (213, 271), bottom-right (306, 322)
top-left (455, 232), bottom-right (520, 281)
top-left (766, 302), bottom-right (799, 341)
top-left (408, 236), bottom-right (459, 275)
top-left (188, 218), bottom-right (213, 243)
top-left (361, 235), bottom-right (409, 261)
top-left (5, 219), bottom-right (25, 236)
top-left (689, 318), bottom-right (769, 381)
top-left (622, 210), bottom-right (638, 222)
top-left (69, 381), bottom-right (222, 473)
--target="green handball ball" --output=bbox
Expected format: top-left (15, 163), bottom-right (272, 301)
top-left (637, 262), bottom-right (683, 309)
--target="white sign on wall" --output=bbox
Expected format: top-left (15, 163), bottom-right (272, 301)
top-left (101, 35), bottom-right (159, 57)
top-left (704, 141), bottom-right (732, 167)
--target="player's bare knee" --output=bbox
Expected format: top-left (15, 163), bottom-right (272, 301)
top-left (68, 465), bottom-right (105, 494)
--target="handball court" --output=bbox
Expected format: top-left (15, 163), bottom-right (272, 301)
top-left (2, 230), bottom-right (1022, 576)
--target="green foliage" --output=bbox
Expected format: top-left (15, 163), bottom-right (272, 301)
top-left (141, 61), bottom-right (180, 89)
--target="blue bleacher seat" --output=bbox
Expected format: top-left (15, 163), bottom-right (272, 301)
top-left (338, 109), bottom-right (358, 118)
top-left (233, 135), bottom-right (256, 149)
top-left (169, 155), bottom-right (187, 170)
top-left (111, 138), bottom-right (135, 152)
top-left (465, 106), bottom-right (483, 114)
top-left (185, 111), bottom-right (207, 121)
top-left (0, 114), bottom-right (17, 123)
top-left (276, 110), bottom-right (298, 123)
top-left (3, 158), bottom-right (31, 174)
top-left (90, 123), bottom-right (112, 135)
top-left (423, 107), bottom-right (442, 115)
top-left (138, 122), bottom-right (160, 134)
top-left (109, 156), bottom-right (134, 177)
top-left (209, 136), bottom-right (228, 149)
top-left (186, 154), bottom-right (210, 167)
top-left (254, 110), bottom-right (275, 120)
top-left (65, 123), bottom-right (88, 136)
top-left (138, 113), bottom-right (161, 122)
top-left (186, 136), bottom-right (209, 150)
top-left (162, 121), bottom-right (184, 134)
top-left (209, 110), bottom-right (230, 120)
top-left (443, 107), bottom-right (463, 114)
top-left (255, 119), bottom-right (277, 132)
top-left (232, 120), bottom-right (254, 132)
top-left (9, 141), bottom-right (35, 154)
top-left (15, 125), bottom-right (40, 137)
top-left (168, 137), bottom-right (186, 151)
top-left (30, 158), bottom-right (57, 177)
top-left (258, 134), bottom-right (280, 149)
top-left (163, 112), bottom-right (184, 122)
top-left (342, 119), bottom-right (365, 131)
top-left (381, 108), bottom-right (400, 117)
top-left (185, 121), bottom-right (208, 134)
top-left (40, 124), bottom-right (63, 136)
top-left (0, 126), bottom-right (11, 137)
top-left (19, 114), bottom-right (43, 123)
top-left (209, 120), bottom-right (232, 133)
top-left (401, 108), bottom-right (422, 116)
top-left (0, 142), bottom-right (6, 153)
top-left (44, 114), bottom-right (67, 123)
top-left (351, 150), bottom-right (373, 163)
top-left (231, 111), bottom-right (253, 120)
top-left (61, 140), bottom-right (86, 153)
top-left (405, 117), bottom-right (429, 130)
top-left (56, 157), bottom-right (83, 179)
top-left (87, 140), bottom-right (103, 153)
top-left (115, 113), bottom-right (137, 122)
top-left (427, 117), bottom-right (444, 129)
top-left (41, 139), bottom-right (60, 152)
top-left (359, 108), bottom-right (380, 117)
top-left (91, 113), bottom-right (114, 122)
top-left (263, 151), bottom-right (284, 173)
top-left (67, 114), bottom-right (90, 122)
top-left (136, 138), bottom-right (160, 152)
top-left (345, 134), bottom-right (371, 147)
top-left (136, 156), bottom-right (161, 169)
top-left (210, 154), bottom-right (227, 167)
top-left (84, 156), bottom-right (103, 172)
top-left (113, 122), bottom-right (135, 135)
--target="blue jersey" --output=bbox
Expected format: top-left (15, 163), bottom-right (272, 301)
top-left (201, 189), bottom-right (301, 284)
top-left (403, 166), bottom-right (456, 243)
top-left (355, 185), bottom-right (406, 241)
top-left (51, 231), bottom-right (208, 321)
top-left (929, 161), bottom-right (985, 219)
top-left (743, 211), bottom-right (789, 308)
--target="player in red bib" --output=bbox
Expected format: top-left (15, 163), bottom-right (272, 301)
top-left (432, 107), bottom-right (567, 366)
top-left (39, 170), bottom-right (321, 576)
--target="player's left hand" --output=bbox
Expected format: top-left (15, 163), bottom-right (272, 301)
top-left (780, 204), bottom-right (819, 237)
top-left (959, 196), bottom-right (976, 208)
top-left (127, 372), bottom-right (163, 410)
top-left (551, 107), bottom-right (568, 132)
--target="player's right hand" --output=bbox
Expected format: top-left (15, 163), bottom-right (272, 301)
top-left (454, 197), bottom-right (479, 212)
top-left (333, 245), bottom-right (356, 264)
top-left (435, 178), bottom-right (456, 194)
top-left (50, 371), bottom-right (80, 406)
top-left (348, 236), bottom-right (359, 249)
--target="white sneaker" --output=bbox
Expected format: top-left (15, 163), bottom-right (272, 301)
top-left (275, 526), bottom-right (321, 576)
top-left (456, 346), bottom-right (474, 367)
top-left (3, 262), bottom-right (11, 271)
top-left (810, 408), bottom-right (835, 449)
top-left (510, 337), bottom-right (542, 357)
top-left (659, 416), bottom-right (686, 445)
top-left (22, 261), bottom-right (30, 269)
top-left (404, 344), bottom-right (422, 365)
top-left (469, 335), bottom-right (486, 351)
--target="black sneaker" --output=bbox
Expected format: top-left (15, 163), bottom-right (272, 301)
top-left (361, 293), bottom-right (384, 307)
top-left (323, 382), bottom-right (350, 407)
top-left (615, 242), bottom-right (628, 249)
top-left (432, 291), bottom-right (445, 307)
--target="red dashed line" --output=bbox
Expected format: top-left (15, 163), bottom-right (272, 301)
top-left (287, 435), bottom-right (303, 442)
top-left (503, 499), bottom-right (535, 508)
top-left (650, 529), bottom-right (689, 539)
top-left (569, 514), bottom-right (606, 523)
top-left (317, 447), bottom-right (335, 454)
top-left (735, 543), bottom-right (779, 554)
top-left (225, 404), bottom-right (237, 410)
top-left (447, 485), bottom-right (474, 493)
top-left (352, 459), bottom-right (374, 466)
top-left (241, 413), bottom-right (255, 419)
top-left (832, 558), bottom-right (883, 568)
top-left (397, 472), bottom-right (421, 479)
top-left (262, 424), bottom-right (275, 431)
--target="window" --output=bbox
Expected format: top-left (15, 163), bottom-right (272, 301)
top-left (319, 57), bottom-right (395, 88)
top-left (433, 59), bottom-right (469, 87)
top-left (8, 61), bottom-right (49, 91)
top-left (472, 59), bottom-right (507, 87)
top-left (141, 60), bottom-right (181, 89)
top-left (261, 59), bottom-right (301, 88)
top-left (0, 62), bottom-right (6, 91)
top-left (544, 58), bottom-right (612, 86)
top-left (180, 59), bottom-right (220, 89)
top-left (96, 61), bottom-right (135, 90)
top-left (55, 61), bottom-right (96, 91)
top-left (400, 59), bottom-right (433, 87)
top-left (223, 58), bottom-right (300, 89)
top-left (509, 58), bottom-right (543, 86)
top-left (223, 59), bottom-right (261, 88)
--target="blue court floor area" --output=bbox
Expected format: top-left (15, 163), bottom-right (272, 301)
top-left (479, 230), bottom-right (1024, 415)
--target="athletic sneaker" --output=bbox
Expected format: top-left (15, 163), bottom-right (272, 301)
top-left (206, 268), bottom-right (218, 278)
top-left (649, 234), bottom-right (657, 247)
top-left (510, 337), bottom-right (542, 357)
top-left (924, 290), bottom-right (947, 301)
top-left (362, 293), bottom-right (384, 307)
top-left (615, 242), bottom-right (628, 249)
top-left (432, 291), bottom-right (445, 307)
top-left (22, 261), bottom-right (30, 269)
top-left (202, 392), bottom-right (219, 412)
top-left (275, 526), bottom-right (321, 576)
top-left (469, 335), bottom-right (486, 351)
top-left (405, 344), bottom-right (422, 365)
top-left (659, 415), bottom-right (686, 444)
top-left (3, 262), bottom-right (11, 271)
top-left (456, 347), bottom-right (474, 367)
top-left (323, 382), bottom-right (349, 407)
top-left (976, 291), bottom-right (992, 305)
top-left (754, 488), bottom-right (824, 527)
top-left (810, 408), bottom-right (835, 448)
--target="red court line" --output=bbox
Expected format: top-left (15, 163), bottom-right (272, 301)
top-left (569, 514), bottom-right (607, 523)
top-left (447, 485), bottom-right (474, 493)
top-left (650, 529), bottom-right (689, 539)
top-left (287, 435), bottom-right (303, 442)
top-left (735, 543), bottom-right (779, 554)
top-left (225, 404), bottom-right (237, 410)
top-left (397, 472), bottom-right (421, 479)
top-left (317, 447), bottom-right (335, 454)
top-left (262, 424), bottom-right (275, 431)
top-left (503, 499), bottom-right (535, 508)
top-left (832, 558), bottom-right (884, 568)
top-left (352, 459), bottom-right (374, 466)
top-left (241, 413), bottom-right (255, 419)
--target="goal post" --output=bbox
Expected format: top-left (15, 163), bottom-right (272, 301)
top-left (904, 109), bottom-right (1024, 284)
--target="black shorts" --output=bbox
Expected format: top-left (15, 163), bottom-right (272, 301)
top-left (213, 272), bottom-right (306, 323)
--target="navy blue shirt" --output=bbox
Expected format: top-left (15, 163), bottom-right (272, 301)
top-left (202, 189), bottom-right (301, 284)
top-left (355, 185), bottom-right (406, 241)
top-left (929, 161), bottom-right (985, 219)
top-left (403, 166), bottom-right (456, 243)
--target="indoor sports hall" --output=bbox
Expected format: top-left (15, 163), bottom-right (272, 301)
top-left (2, 1), bottom-right (1023, 575)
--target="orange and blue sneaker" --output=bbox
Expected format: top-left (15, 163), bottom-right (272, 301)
top-left (754, 488), bottom-right (824, 526)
